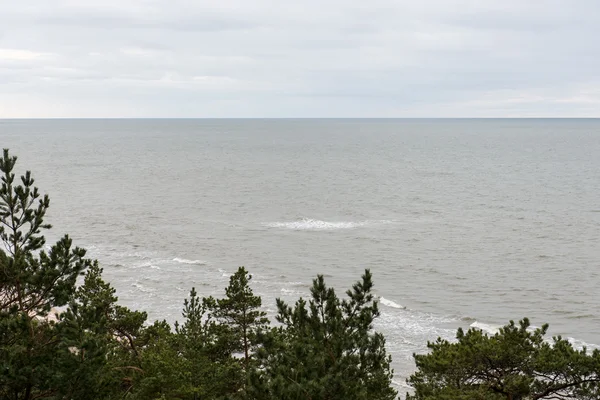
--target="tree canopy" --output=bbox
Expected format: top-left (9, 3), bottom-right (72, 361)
top-left (248, 271), bottom-right (397, 400)
top-left (407, 318), bottom-right (600, 400)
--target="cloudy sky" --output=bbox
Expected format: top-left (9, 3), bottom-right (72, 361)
top-left (0, 0), bottom-right (599, 117)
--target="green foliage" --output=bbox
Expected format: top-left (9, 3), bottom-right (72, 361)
top-left (124, 320), bottom-right (188, 400)
top-left (0, 149), bottom-right (92, 400)
top-left (213, 267), bottom-right (269, 369)
top-left (0, 149), bottom-right (89, 317)
top-left (407, 318), bottom-right (600, 400)
top-left (175, 287), bottom-right (242, 399)
top-left (128, 287), bottom-right (243, 400)
top-left (56, 262), bottom-right (148, 399)
top-left (53, 263), bottom-right (118, 399)
top-left (249, 269), bottom-right (397, 400)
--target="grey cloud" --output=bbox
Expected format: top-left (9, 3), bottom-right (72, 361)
top-left (0, 0), bottom-right (599, 117)
top-left (34, 11), bottom-right (261, 33)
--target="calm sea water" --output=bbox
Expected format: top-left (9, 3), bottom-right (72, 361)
top-left (1, 119), bottom-right (599, 390)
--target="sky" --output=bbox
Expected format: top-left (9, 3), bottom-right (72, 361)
top-left (0, 0), bottom-right (599, 118)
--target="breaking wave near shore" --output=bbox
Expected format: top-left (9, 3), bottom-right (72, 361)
top-left (468, 321), bottom-right (600, 351)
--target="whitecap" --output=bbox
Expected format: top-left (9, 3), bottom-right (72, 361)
top-left (142, 275), bottom-right (161, 283)
top-left (470, 321), bottom-right (501, 335)
top-left (131, 282), bottom-right (155, 293)
top-left (173, 257), bottom-right (206, 265)
top-left (392, 379), bottom-right (413, 389)
top-left (218, 269), bottom-right (231, 278)
top-left (566, 337), bottom-right (600, 351)
top-left (285, 281), bottom-right (310, 288)
top-left (263, 217), bottom-right (391, 231)
top-left (379, 297), bottom-right (405, 309)
top-left (132, 261), bottom-right (165, 270)
top-left (470, 322), bottom-right (600, 352)
top-left (124, 252), bottom-right (152, 259)
top-left (374, 309), bottom-right (457, 351)
top-left (134, 261), bottom-right (162, 270)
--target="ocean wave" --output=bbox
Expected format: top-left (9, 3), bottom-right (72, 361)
top-left (218, 268), bottom-right (231, 278)
top-left (263, 218), bottom-right (391, 231)
top-left (131, 282), bottom-right (155, 293)
top-left (173, 257), bottom-right (206, 265)
top-left (566, 337), bottom-right (600, 351)
top-left (469, 321), bottom-right (600, 351)
top-left (133, 261), bottom-right (162, 269)
top-left (469, 321), bottom-right (501, 335)
top-left (287, 281), bottom-right (310, 288)
top-left (379, 297), bottom-right (405, 309)
top-left (375, 309), bottom-right (457, 348)
top-left (142, 275), bottom-right (161, 282)
top-left (124, 252), bottom-right (152, 260)
top-left (391, 379), bottom-right (412, 389)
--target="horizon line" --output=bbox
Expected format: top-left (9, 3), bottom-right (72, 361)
top-left (1, 117), bottom-right (600, 120)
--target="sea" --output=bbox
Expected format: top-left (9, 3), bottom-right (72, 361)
top-left (1, 118), bottom-right (599, 393)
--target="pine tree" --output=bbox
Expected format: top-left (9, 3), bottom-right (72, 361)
top-left (124, 320), bottom-right (188, 400)
top-left (248, 269), bottom-right (397, 400)
top-left (56, 262), bottom-right (147, 399)
top-left (0, 149), bottom-right (92, 399)
top-left (213, 267), bottom-right (269, 370)
top-left (173, 288), bottom-right (242, 400)
top-left (407, 318), bottom-right (600, 400)
top-left (0, 149), bottom-right (147, 399)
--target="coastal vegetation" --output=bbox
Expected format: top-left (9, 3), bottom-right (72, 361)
top-left (407, 319), bottom-right (600, 399)
top-left (1, 149), bottom-right (599, 399)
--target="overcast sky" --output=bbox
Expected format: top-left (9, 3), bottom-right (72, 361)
top-left (0, 0), bottom-right (599, 118)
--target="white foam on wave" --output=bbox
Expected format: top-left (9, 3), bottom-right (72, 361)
top-left (133, 261), bottom-right (162, 270)
top-left (142, 275), bottom-right (161, 283)
top-left (567, 337), bottom-right (600, 351)
top-left (379, 297), bottom-right (405, 309)
top-left (470, 321), bottom-right (501, 335)
top-left (392, 379), bottom-right (413, 389)
top-left (287, 281), bottom-right (309, 287)
top-left (125, 252), bottom-right (152, 260)
top-left (218, 268), bottom-right (231, 278)
top-left (264, 218), bottom-right (364, 230)
top-left (374, 308), bottom-right (458, 358)
top-left (173, 257), bottom-right (206, 265)
top-left (131, 282), bottom-right (155, 293)
top-left (263, 218), bottom-right (391, 231)
top-left (280, 288), bottom-right (306, 295)
top-left (469, 321), bottom-right (600, 351)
